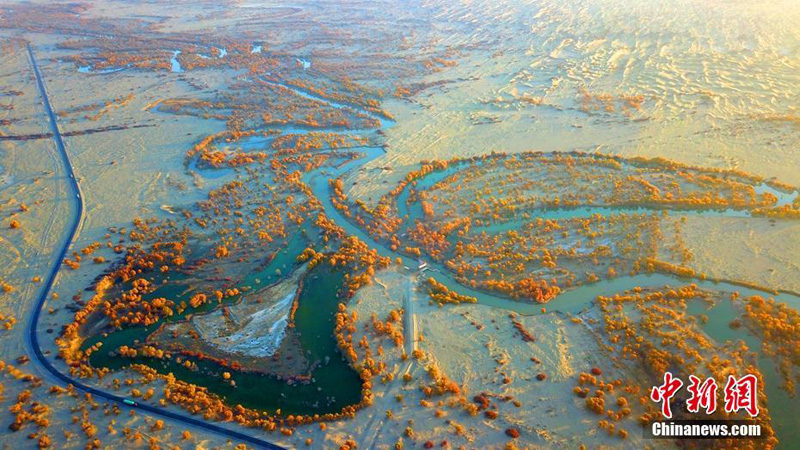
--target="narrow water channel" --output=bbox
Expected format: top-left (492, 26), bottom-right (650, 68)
top-left (87, 65), bottom-right (800, 439)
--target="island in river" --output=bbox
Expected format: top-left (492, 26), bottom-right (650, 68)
top-left (1, 1), bottom-right (800, 449)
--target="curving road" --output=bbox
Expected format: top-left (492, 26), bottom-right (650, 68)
top-left (24, 43), bottom-right (283, 450)
top-left (25, 37), bottom-right (800, 449)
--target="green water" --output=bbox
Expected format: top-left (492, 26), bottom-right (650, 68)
top-left (307, 148), bottom-right (800, 444)
top-left (85, 229), bottom-right (363, 415)
top-left (689, 297), bottom-right (800, 445)
top-left (155, 102), bottom-right (800, 438)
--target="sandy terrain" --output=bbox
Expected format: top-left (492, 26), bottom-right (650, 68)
top-left (277, 267), bottom-right (672, 449)
top-left (348, 0), bottom-right (800, 203)
top-left (0, 0), bottom-right (799, 449)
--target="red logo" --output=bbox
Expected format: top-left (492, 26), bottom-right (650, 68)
top-left (686, 375), bottom-right (718, 414)
top-left (723, 374), bottom-right (759, 417)
top-left (650, 373), bottom-right (759, 418)
top-left (650, 371), bottom-right (683, 419)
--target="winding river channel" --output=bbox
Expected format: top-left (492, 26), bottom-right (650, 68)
top-left (82, 65), bottom-right (800, 442)
top-left (272, 80), bottom-right (800, 443)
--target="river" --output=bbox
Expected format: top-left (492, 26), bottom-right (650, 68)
top-left (97, 63), bottom-right (800, 440)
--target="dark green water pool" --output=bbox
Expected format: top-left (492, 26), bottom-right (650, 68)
top-left (84, 231), bottom-right (363, 415)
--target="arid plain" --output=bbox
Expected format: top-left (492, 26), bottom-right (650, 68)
top-left (1, 1), bottom-right (800, 449)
